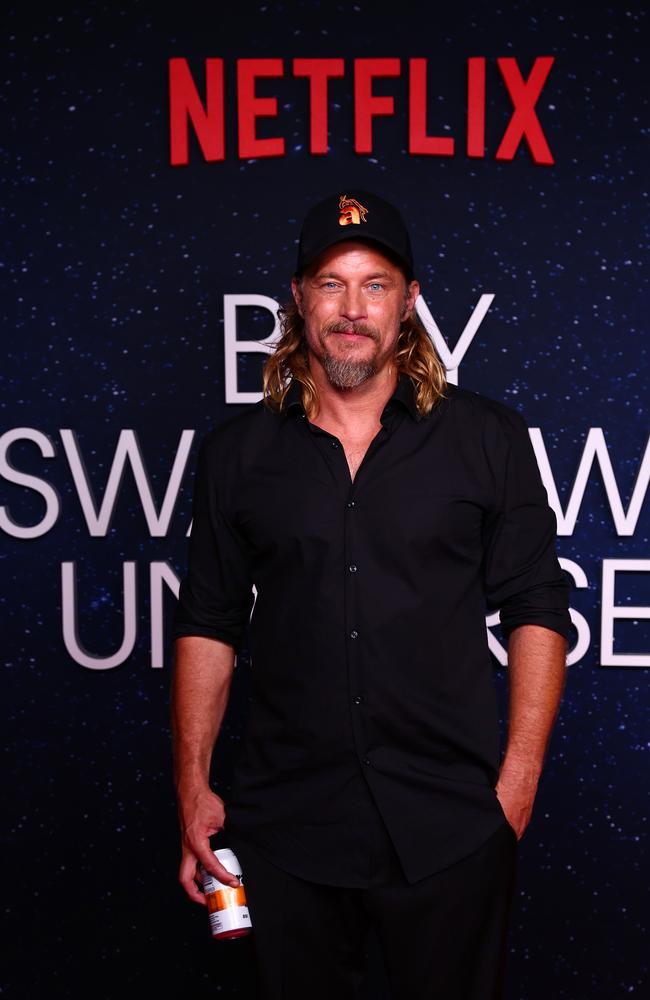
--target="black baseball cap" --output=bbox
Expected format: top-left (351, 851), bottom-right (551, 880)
top-left (295, 190), bottom-right (415, 279)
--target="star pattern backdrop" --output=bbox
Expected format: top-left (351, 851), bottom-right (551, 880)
top-left (1, 2), bottom-right (648, 997)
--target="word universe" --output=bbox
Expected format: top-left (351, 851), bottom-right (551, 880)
top-left (169, 56), bottom-right (556, 166)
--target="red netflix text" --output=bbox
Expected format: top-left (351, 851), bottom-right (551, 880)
top-left (168, 56), bottom-right (556, 167)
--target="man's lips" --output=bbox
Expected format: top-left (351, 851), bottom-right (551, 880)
top-left (327, 326), bottom-right (376, 340)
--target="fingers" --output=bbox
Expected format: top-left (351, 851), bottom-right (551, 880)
top-left (179, 850), bottom-right (207, 906)
top-left (194, 843), bottom-right (240, 888)
top-left (180, 839), bottom-right (241, 894)
top-left (176, 787), bottom-right (241, 899)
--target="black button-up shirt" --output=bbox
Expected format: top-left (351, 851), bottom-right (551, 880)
top-left (172, 375), bottom-right (571, 885)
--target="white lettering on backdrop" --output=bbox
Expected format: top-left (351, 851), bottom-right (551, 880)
top-left (222, 292), bottom-right (495, 401)
top-left (1, 293), bottom-right (647, 668)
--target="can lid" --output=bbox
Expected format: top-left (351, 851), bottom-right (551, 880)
top-left (213, 848), bottom-right (236, 864)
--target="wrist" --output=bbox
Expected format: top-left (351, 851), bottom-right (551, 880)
top-left (497, 756), bottom-right (541, 790)
top-left (174, 764), bottom-right (211, 794)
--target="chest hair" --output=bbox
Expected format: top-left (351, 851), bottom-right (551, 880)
top-left (339, 430), bottom-right (380, 482)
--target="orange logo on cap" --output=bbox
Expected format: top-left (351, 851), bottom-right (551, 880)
top-left (338, 194), bottom-right (368, 227)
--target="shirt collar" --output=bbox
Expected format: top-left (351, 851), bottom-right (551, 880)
top-left (284, 378), bottom-right (306, 414)
top-left (284, 372), bottom-right (422, 422)
top-left (390, 372), bottom-right (422, 422)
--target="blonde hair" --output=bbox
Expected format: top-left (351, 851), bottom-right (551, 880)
top-left (262, 297), bottom-right (448, 419)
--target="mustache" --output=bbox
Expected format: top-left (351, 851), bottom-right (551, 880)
top-left (323, 320), bottom-right (379, 340)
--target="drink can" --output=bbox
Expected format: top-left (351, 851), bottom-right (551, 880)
top-left (199, 848), bottom-right (252, 940)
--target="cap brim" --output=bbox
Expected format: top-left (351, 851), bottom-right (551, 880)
top-left (297, 233), bottom-right (414, 279)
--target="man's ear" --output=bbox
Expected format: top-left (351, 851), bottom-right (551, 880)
top-left (291, 277), bottom-right (304, 317)
top-left (402, 279), bottom-right (420, 319)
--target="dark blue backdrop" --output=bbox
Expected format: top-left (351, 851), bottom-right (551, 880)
top-left (2, 2), bottom-right (647, 997)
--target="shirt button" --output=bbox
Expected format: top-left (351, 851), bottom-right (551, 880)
top-left (346, 501), bottom-right (356, 508)
top-left (350, 630), bottom-right (358, 639)
top-left (349, 564), bottom-right (357, 573)
top-left (353, 696), bottom-right (363, 705)
top-left (363, 757), bottom-right (372, 766)
top-left (331, 440), bottom-right (339, 449)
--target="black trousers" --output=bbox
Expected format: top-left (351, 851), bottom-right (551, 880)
top-left (230, 819), bottom-right (518, 1000)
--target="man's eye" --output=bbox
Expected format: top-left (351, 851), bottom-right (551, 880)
top-left (368, 282), bottom-right (384, 292)
top-left (322, 281), bottom-right (339, 289)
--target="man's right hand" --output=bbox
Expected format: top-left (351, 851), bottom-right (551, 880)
top-left (177, 783), bottom-right (241, 904)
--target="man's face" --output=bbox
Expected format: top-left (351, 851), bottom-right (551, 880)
top-left (291, 241), bottom-right (420, 391)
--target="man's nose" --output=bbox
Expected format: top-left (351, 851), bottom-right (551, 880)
top-left (339, 286), bottom-right (367, 321)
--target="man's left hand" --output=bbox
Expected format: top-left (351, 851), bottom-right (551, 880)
top-left (495, 772), bottom-right (538, 840)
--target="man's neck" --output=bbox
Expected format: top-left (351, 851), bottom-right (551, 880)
top-left (309, 359), bottom-right (398, 433)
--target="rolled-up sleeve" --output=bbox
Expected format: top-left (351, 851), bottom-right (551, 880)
top-left (482, 408), bottom-right (572, 641)
top-left (172, 431), bottom-right (254, 651)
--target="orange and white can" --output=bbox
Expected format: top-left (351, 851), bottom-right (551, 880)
top-left (199, 848), bottom-right (252, 940)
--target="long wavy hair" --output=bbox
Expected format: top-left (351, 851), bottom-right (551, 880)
top-left (262, 296), bottom-right (448, 419)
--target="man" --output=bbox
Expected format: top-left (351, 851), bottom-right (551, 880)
top-left (172, 190), bottom-right (571, 1000)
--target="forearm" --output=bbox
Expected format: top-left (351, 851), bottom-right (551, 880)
top-left (171, 635), bottom-right (236, 790)
top-left (499, 623), bottom-right (567, 786)
top-left (172, 635), bottom-right (241, 895)
top-left (495, 624), bottom-right (567, 837)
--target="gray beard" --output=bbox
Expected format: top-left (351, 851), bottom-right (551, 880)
top-left (322, 354), bottom-right (377, 390)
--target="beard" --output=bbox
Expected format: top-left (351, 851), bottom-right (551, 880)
top-left (319, 320), bottom-right (380, 390)
top-left (322, 354), bottom-right (377, 389)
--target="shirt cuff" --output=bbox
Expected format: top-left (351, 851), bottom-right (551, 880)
top-left (499, 582), bottom-right (572, 641)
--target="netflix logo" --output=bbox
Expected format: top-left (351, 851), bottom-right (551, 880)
top-left (168, 56), bottom-right (556, 167)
